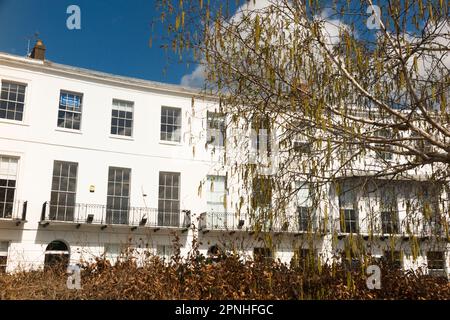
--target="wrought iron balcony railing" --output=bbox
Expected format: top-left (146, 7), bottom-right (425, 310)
top-left (332, 214), bottom-right (450, 241)
top-left (199, 211), bottom-right (329, 234)
top-left (40, 201), bottom-right (191, 230)
top-left (422, 220), bottom-right (448, 238)
top-left (0, 200), bottom-right (27, 225)
top-left (199, 212), bottom-right (246, 232)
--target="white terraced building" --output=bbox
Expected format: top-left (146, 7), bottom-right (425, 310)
top-left (0, 41), bottom-right (448, 276)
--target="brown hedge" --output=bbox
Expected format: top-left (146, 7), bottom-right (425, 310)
top-left (0, 245), bottom-right (448, 300)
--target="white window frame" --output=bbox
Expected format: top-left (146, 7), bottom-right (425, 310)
top-left (158, 171), bottom-right (181, 227)
top-left (339, 181), bottom-right (359, 233)
top-left (106, 167), bottom-right (131, 225)
top-left (0, 155), bottom-right (19, 219)
top-left (296, 181), bottom-right (315, 232)
top-left (50, 161), bottom-right (78, 222)
top-left (160, 106), bottom-right (182, 143)
top-left (375, 129), bottom-right (394, 161)
top-left (156, 244), bottom-right (173, 262)
top-left (104, 243), bottom-right (122, 264)
top-left (251, 115), bottom-right (271, 155)
top-left (206, 111), bottom-right (226, 148)
top-left (380, 186), bottom-right (400, 234)
top-left (427, 251), bottom-right (446, 272)
top-left (0, 241), bottom-right (10, 273)
top-left (57, 90), bottom-right (83, 131)
top-left (206, 175), bottom-right (227, 213)
top-left (206, 175), bottom-right (227, 229)
top-left (111, 99), bottom-right (134, 137)
top-left (0, 80), bottom-right (27, 122)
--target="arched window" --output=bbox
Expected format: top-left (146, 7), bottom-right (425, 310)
top-left (44, 240), bottom-right (69, 271)
top-left (208, 245), bottom-right (219, 256)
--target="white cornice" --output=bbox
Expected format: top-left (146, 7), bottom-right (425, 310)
top-left (0, 52), bottom-right (218, 101)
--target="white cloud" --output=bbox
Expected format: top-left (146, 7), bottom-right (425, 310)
top-left (383, 20), bottom-right (450, 80)
top-left (318, 9), bottom-right (351, 47)
top-left (414, 20), bottom-right (450, 79)
top-left (179, 1), bottom-right (350, 88)
top-left (179, 0), bottom-right (278, 88)
top-left (180, 64), bottom-right (206, 88)
top-left (231, 0), bottom-right (277, 22)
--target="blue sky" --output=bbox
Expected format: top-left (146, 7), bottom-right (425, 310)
top-left (0, 0), bottom-right (427, 87)
top-left (0, 0), bottom-right (194, 85)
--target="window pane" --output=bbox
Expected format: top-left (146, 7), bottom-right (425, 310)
top-left (0, 81), bottom-right (26, 121)
top-left (106, 167), bottom-right (131, 225)
top-left (158, 172), bottom-right (180, 226)
top-left (49, 161), bottom-right (78, 222)
top-left (427, 252), bottom-right (445, 270)
top-left (111, 100), bottom-right (133, 137)
top-left (160, 107), bottom-right (181, 142)
top-left (207, 175), bottom-right (226, 214)
top-left (0, 156), bottom-right (18, 219)
top-left (58, 91), bottom-right (82, 130)
top-left (0, 251), bottom-right (8, 273)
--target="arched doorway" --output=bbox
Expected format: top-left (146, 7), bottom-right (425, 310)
top-left (207, 244), bottom-right (224, 263)
top-left (44, 240), bottom-right (70, 271)
top-left (208, 245), bottom-right (219, 256)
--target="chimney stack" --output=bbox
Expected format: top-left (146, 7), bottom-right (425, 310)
top-left (30, 39), bottom-right (46, 61)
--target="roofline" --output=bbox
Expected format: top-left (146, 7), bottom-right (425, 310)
top-left (0, 51), bottom-right (217, 101)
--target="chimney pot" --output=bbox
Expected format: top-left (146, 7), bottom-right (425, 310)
top-left (30, 39), bottom-right (46, 61)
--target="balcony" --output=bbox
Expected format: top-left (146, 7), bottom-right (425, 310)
top-left (0, 200), bottom-right (27, 226)
top-left (421, 220), bottom-right (448, 240)
top-left (199, 212), bottom-right (246, 233)
top-left (272, 216), bottom-right (318, 235)
top-left (331, 214), bottom-right (449, 242)
top-left (39, 201), bottom-right (191, 232)
top-left (199, 211), bottom-right (328, 236)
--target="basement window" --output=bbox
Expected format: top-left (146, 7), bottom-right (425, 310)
top-left (293, 141), bottom-right (311, 153)
top-left (104, 244), bottom-right (121, 264)
top-left (292, 248), bottom-right (316, 268)
top-left (0, 241), bottom-right (9, 273)
top-left (383, 250), bottom-right (403, 269)
top-left (427, 251), bottom-right (446, 277)
top-left (157, 244), bottom-right (174, 262)
top-left (253, 247), bottom-right (273, 262)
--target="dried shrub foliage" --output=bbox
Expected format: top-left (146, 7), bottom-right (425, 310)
top-left (0, 241), bottom-right (448, 300)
